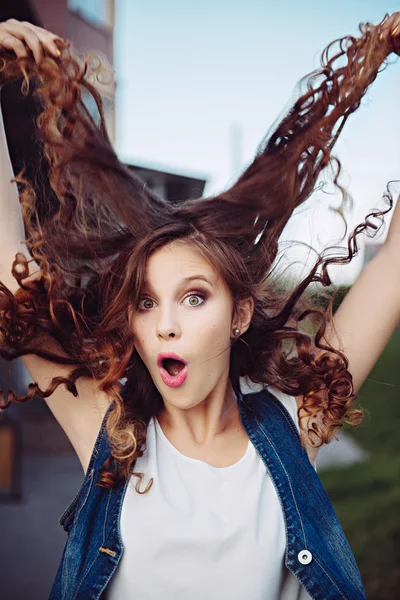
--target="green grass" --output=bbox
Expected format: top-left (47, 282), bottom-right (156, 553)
top-left (318, 330), bottom-right (400, 599)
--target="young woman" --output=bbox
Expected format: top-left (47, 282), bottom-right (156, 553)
top-left (0, 12), bottom-right (399, 600)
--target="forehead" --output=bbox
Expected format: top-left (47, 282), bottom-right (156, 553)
top-left (145, 243), bottom-right (216, 281)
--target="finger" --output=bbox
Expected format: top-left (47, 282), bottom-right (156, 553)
top-left (17, 28), bottom-right (43, 64)
top-left (1, 22), bottom-right (43, 63)
top-left (23, 23), bottom-right (66, 58)
top-left (29, 28), bottom-right (63, 58)
top-left (391, 24), bottom-right (400, 38)
top-left (390, 23), bottom-right (400, 55)
top-left (379, 14), bottom-right (400, 40)
top-left (0, 34), bottom-right (29, 59)
top-left (380, 21), bottom-right (400, 57)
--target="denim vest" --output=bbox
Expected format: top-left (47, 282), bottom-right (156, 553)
top-left (49, 387), bottom-right (366, 600)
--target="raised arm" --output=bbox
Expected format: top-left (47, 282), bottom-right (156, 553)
top-left (303, 14), bottom-right (400, 395)
top-left (0, 21), bottom-right (118, 474)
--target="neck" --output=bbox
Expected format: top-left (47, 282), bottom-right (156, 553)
top-left (158, 382), bottom-right (241, 446)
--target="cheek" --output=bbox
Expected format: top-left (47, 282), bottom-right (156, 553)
top-left (130, 320), bottom-right (148, 362)
top-left (133, 339), bottom-right (152, 372)
top-left (194, 312), bottom-right (231, 351)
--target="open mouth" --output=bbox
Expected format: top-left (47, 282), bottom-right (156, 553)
top-left (162, 358), bottom-right (186, 377)
top-left (158, 356), bottom-right (188, 388)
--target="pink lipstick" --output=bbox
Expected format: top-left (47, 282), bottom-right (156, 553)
top-left (157, 352), bottom-right (188, 388)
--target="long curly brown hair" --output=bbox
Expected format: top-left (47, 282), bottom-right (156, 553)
top-left (0, 15), bottom-right (396, 493)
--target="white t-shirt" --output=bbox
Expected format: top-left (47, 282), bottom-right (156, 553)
top-left (106, 386), bottom-right (314, 599)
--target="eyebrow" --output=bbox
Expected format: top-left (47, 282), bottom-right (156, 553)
top-left (143, 274), bottom-right (215, 291)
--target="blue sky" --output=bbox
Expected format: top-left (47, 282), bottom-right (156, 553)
top-left (114, 1), bottom-right (400, 284)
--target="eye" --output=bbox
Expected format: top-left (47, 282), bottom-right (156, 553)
top-left (183, 292), bottom-right (206, 307)
top-left (139, 298), bottom-right (155, 310)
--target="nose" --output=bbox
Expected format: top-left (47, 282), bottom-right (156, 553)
top-left (156, 310), bottom-right (181, 340)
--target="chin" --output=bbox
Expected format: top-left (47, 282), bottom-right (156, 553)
top-left (161, 386), bottom-right (211, 410)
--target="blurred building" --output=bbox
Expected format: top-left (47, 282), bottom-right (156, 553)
top-left (129, 161), bottom-right (207, 202)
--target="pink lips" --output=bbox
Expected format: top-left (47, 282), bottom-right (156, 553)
top-left (157, 352), bottom-right (188, 388)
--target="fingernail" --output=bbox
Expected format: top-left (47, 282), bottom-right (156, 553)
top-left (56, 49), bottom-right (61, 57)
top-left (391, 25), bottom-right (399, 37)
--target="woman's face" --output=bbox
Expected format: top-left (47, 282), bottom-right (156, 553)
top-left (130, 241), bottom-right (239, 411)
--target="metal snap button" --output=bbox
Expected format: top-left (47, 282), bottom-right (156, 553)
top-left (298, 549), bottom-right (312, 565)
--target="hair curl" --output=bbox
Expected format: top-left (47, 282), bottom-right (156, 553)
top-left (0, 15), bottom-right (396, 493)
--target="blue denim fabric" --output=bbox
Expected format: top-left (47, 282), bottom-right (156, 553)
top-left (49, 387), bottom-right (366, 600)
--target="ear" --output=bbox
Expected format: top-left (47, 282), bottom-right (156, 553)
top-left (233, 297), bottom-right (254, 335)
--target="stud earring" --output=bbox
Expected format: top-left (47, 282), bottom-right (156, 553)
top-left (233, 328), bottom-right (241, 336)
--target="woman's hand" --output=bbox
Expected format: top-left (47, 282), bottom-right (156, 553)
top-left (379, 12), bottom-right (400, 55)
top-left (0, 19), bottom-right (66, 64)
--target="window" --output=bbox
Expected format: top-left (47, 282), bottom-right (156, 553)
top-left (68, 0), bottom-right (113, 28)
